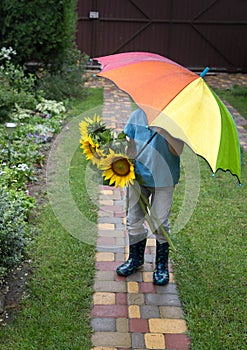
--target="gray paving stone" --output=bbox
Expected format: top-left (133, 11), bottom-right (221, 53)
top-left (92, 332), bottom-right (131, 348)
top-left (145, 253), bottom-right (155, 263)
top-left (126, 271), bottom-right (143, 282)
top-left (94, 270), bottom-right (115, 281)
top-left (94, 280), bottom-right (126, 292)
top-left (145, 293), bottom-right (182, 307)
top-left (115, 252), bottom-right (125, 261)
top-left (98, 216), bottom-right (124, 224)
top-left (115, 223), bottom-right (125, 229)
top-left (131, 332), bottom-right (145, 349)
top-left (90, 317), bottom-right (116, 332)
top-left (155, 283), bottom-right (178, 294)
top-left (128, 293), bottom-right (145, 305)
top-left (142, 263), bottom-right (153, 272)
top-left (96, 245), bottom-right (125, 253)
top-left (159, 306), bottom-right (184, 319)
top-left (98, 229), bottom-right (125, 237)
top-left (115, 237), bottom-right (125, 246)
top-left (116, 317), bottom-right (129, 333)
top-left (140, 305), bottom-right (160, 318)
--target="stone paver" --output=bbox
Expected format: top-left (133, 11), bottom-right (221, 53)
top-left (90, 73), bottom-right (247, 349)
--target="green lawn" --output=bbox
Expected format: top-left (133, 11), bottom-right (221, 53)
top-left (215, 85), bottom-right (247, 121)
top-left (171, 153), bottom-right (246, 350)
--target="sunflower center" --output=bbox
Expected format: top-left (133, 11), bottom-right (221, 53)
top-left (112, 158), bottom-right (130, 176)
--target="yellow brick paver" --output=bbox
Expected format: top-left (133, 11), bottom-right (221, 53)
top-left (149, 318), bottom-right (187, 333)
top-left (92, 348), bottom-right (117, 350)
top-left (144, 333), bottom-right (165, 349)
top-left (98, 223), bottom-right (115, 230)
top-left (127, 281), bottom-right (139, 293)
top-left (100, 190), bottom-right (114, 196)
top-left (147, 238), bottom-right (156, 246)
top-left (96, 252), bottom-right (115, 262)
top-left (93, 292), bottom-right (116, 305)
top-left (99, 199), bottom-right (114, 206)
top-left (142, 271), bottom-right (153, 282)
top-left (128, 305), bottom-right (141, 318)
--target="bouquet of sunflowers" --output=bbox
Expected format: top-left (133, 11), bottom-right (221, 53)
top-left (79, 114), bottom-right (135, 188)
top-left (79, 114), bottom-right (176, 251)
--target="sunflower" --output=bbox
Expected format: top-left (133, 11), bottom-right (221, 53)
top-left (80, 135), bottom-right (104, 166)
top-left (79, 114), bottom-right (103, 138)
top-left (100, 149), bottom-right (135, 188)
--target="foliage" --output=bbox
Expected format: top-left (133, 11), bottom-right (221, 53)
top-left (0, 47), bottom-right (37, 121)
top-left (0, 41), bottom-right (88, 286)
top-left (0, 96), bottom-right (66, 281)
top-left (0, 0), bottom-right (78, 68)
top-left (0, 189), bottom-right (32, 283)
top-left (36, 48), bottom-right (89, 101)
top-left (36, 98), bottom-right (66, 115)
top-left (0, 45), bottom-right (88, 121)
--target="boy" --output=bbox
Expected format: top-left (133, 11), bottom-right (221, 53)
top-left (116, 108), bottom-right (183, 285)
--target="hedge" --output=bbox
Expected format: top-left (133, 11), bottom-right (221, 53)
top-left (0, 0), bottom-right (78, 68)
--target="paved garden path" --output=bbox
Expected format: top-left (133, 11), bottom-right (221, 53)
top-left (89, 73), bottom-right (247, 350)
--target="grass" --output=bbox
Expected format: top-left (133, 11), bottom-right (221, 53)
top-left (215, 85), bottom-right (247, 122)
top-left (0, 87), bottom-right (103, 350)
top-left (171, 154), bottom-right (246, 349)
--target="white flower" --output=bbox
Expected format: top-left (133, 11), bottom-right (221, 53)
top-left (0, 46), bottom-right (17, 60)
top-left (17, 163), bottom-right (29, 171)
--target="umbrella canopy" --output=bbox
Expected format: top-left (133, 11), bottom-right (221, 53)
top-left (95, 52), bottom-right (241, 183)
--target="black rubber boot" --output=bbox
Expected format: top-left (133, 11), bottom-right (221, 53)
top-left (116, 238), bottom-right (147, 277)
top-left (153, 241), bottom-right (169, 285)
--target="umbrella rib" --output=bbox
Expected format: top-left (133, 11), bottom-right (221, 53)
top-left (135, 131), bottom-right (157, 160)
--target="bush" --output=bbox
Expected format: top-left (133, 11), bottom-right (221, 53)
top-left (0, 47), bottom-right (37, 122)
top-left (0, 97), bottom-right (67, 282)
top-left (36, 48), bottom-right (88, 100)
top-left (0, 0), bottom-right (78, 68)
top-left (0, 189), bottom-right (32, 283)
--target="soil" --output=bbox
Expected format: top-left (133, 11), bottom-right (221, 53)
top-left (0, 262), bottom-right (32, 326)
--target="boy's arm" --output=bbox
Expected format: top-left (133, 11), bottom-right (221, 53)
top-left (156, 128), bottom-right (184, 156)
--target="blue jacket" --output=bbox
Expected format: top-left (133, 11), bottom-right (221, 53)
top-left (124, 109), bottom-right (180, 187)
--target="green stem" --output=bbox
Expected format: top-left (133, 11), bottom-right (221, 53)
top-left (136, 190), bottom-right (157, 234)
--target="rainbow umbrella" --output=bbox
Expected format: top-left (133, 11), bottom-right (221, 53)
top-left (95, 52), bottom-right (241, 183)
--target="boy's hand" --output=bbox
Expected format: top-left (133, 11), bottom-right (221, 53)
top-left (156, 128), bottom-right (184, 156)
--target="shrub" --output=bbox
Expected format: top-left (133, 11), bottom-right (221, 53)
top-left (0, 189), bottom-right (32, 283)
top-left (0, 47), bottom-right (37, 121)
top-left (0, 96), bottom-right (66, 282)
top-left (36, 48), bottom-right (88, 100)
top-left (0, 0), bottom-right (78, 68)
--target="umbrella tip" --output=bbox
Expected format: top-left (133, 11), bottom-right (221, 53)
top-left (200, 67), bottom-right (210, 78)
